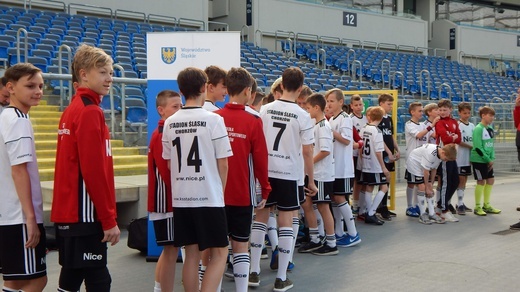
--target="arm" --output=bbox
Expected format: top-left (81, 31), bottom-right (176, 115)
top-left (423, 167), bottom-right (436, 197)
top-left (376, 151), bottom-right (389, 178)
top-left (459, 141), bottom-right (472, 149)
top-left (332, 130), bottom-right (350, 145)
top-left (313, 150), bottom-right (330, 164)
top-left (251, 119), bottom-right (271, 202)
top-left (352, 127), bottom-right (362, 149)
top-left (217, 157), bottom-right (228, 193)
top-left (12, 163), bottom-right (40, 248)
top-left (435, 120), bottom-right (459, 144)
top-left (472, 127), bottom-right (492, 163)
top-left (303, 144), bottom-right (317, 196)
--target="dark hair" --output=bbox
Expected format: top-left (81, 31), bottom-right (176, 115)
top-left (266, 92), bottom-right (275, 103)
top-left (177, 67), bottom-right (208, 99)
top-left (225, 67), bottom-right (252, 96)
top-left (204, 65), bottom-right (227, 86)
top-left (1, 76), bottom-right (7, 86)
top-left (378, 93), bottom-right (394, 104)
top-left (252, 91), bottom-right (265, 107)
top-left (306, 93), bottom-right (326, 111)
top-left (156, 90), bottom-right (180, 108)
top-left (281, 67), bottom-right (304, 92)
top-left (479, 106), bottom-right (495, 117)
top-left (438, 98), bottom-right (453, 109)
top-left (4, 63), bottom-right (41, 83)
top-left (457, 102), bottom-right (471, 112)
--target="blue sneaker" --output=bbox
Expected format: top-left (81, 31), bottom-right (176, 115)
top-left (336, 233), bottom-right (361, 247)
top-left (270, 247), bottom-right (279, 270)
top-left (286, 261), bottom-right (295, 271)
top-left (414, 205), bottom-right (421, 215)
top-left (406, 206), bottom-right (420, 217)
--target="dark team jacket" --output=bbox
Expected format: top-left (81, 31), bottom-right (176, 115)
top-left (51, 87), bottom-right (117, 231)
top-left (148, 120), bottom-right (173, 213)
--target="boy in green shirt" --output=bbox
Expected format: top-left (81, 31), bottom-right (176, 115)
top-left (470, 106), bottom-right (500, 216)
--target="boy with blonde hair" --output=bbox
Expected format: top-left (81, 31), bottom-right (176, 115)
top-left (455, 102), bottom-right (475, 215)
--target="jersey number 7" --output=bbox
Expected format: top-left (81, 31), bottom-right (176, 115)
top-left (272, 122), bottom-right (286, 151)
top-left (171, 136), bottom-right (202, 173)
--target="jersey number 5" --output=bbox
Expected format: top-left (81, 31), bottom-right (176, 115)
top-left (171, 136), bottom-right (202, 173)
top-left (272, 122), bottom-right (286, 151)
top-left (363, 138), bottom-right (370, 156)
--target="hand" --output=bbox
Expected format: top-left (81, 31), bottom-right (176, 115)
top-left (394, 151), bottom-right (400, 160)
top-left (452, 134), bottom-right (458, 141)
top-left (383, 168), bottom-right (390, 180)
top-left (25, 218), bottom-right (40, 248)
top-left (432, 116), bottom-right (440, 126)
top-left (425, 190), bottom-right (434, 198)
top-left (305, 181), bottom-right (318, 197)
top-left (102, 225), bottom-right (121, 246)
top-left (488, 162), bottom-right (494, 170)
top-left (387, 153), bottom-right (396, 162)
top-left (256, 199), bottom-right (267, 209)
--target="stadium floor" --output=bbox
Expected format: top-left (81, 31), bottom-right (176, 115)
top-left (2, 173), bottom-right (520, 291)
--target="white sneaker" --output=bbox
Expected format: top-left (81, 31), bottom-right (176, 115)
top-left (419, 213), bottom-right (432, 225)
top-left (441, 211), bottom-right (459, 222)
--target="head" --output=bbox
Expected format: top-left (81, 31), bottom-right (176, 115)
top-left (350, 94), bottom-right (364, 116)
top-left (479, 106), bottom-right (495, 125)
top-left (225, 67), bottom-right (253, 105)
top-left (408, 102), bottom-right (423, 120)
top-left (297, 85), bottom-right (313, 109)
top-left (205, 65), bottom-right (227, 102)
top-left (305, 93), bottom-right (326, 119)
top-left (437, 99), bottom-right (453, 118)
top-left (249, 77), bottom-right (257, 105)
top-left (367, 106), bottom-right (385, 124)
top-left (281, 67), bottom-right (304, 94)
top-left (424, 103), bottom-right (439, 119)
top-left (73, 44), bottom-right (114, 96)
top-left (325, 88), bottom-right (345, 115)
top-left (156, 90), bottom-right (182, 120)
top-left (3, 63), bottom-right (43, 113)
top-left (0, 76), bottom-right (9, 106)
top-left (378, 93), bottom-right (394, 114)
top-left (439, 144), bottom-right (457, 161)
top-left (264, 92), bottom-right (275, 104)
top-left (271, 77), bottom-right (283, 99)
top-left (457, 102), bottom-right (472, 121)
top-left (177, 67), bottom-right (208, 101)
top-left (251, 91), bottom-right (265, 112)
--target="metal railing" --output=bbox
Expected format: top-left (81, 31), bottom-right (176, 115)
top-left (317, 48), bottom-right (326, 70)
top-left (67, 3), bottom-right (113, 19)
top-left (177, 17), bottom-right (205, 30)
top-left (57, 44), bottom-right (72, 111)
top-left (147, 14), bottom-right (177, 26)
top-left (390, 71), bottom-right (404, 95)
top-left (241, 25), bottom-right (250, 43)
top-left (418, 69), bottom-right (431, 99)
top-left (115, 9), bottom-right (146, 23)
top-left (254, 29), bottom-right (263, 47)
top-left (16, 28), bottom-right (28, 64)
top-left (438, 83), bottom-right (452, 100)
top-left (351, 60), bottom-right (362, 85)
top-left (25, 0), bottom-right (66, 12)
top-left (274, 30), bottom-right (295, 55)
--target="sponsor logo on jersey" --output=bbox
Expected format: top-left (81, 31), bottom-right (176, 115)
top-left (83, 253), bottom-right (103, 261)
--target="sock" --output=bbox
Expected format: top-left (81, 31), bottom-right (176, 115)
top-left (352, 199), bottom-right (359, 211)
top-left (309, 227), bottom-right (320, 244)
top-left (180, 246), bottom-right (186, 263)
top-left (364, 191), bottom-right (373, 214)
top-left (267, 212), bottom-right (279, 248)
top-left (368, 191), bottom-right (385, 216)
top-left (154, 281), bottom-right (161, 292)
top-left (406, 187), bottom-right (414, 208)
top-left (457, 188), bottom-right (465, 206)
top-left (483, 184), bottom-right (493, 206)
top-left (250, 221), bottom-right (267, 274)
top-left (199, 264), bottom-right (206, 286)
top-left (289, 217), bottom-right (299, 262)
top-left (233, 253), bottom-right (250, 292)
top-left (412, 187), bottom-right (418, 207)
top-left (337, 201), bottom-right (357, 236)
top-left (2, 287), bottom-right (18, 292)
top-left (331, 203), bottom-right (344, 237)
top-left (417, 191), bottom-right (426, 214)
top-left (427, 198), bottom-right (435, 216)
top-left (313, 204), bottom-right (325, 237)
top-left (475, 184), bottom-right (484, 208)
top-left (276, 227), bottom-right (293, 281)
top-left (358, 191), bottom-right (366, 214)
top-left (326, 233), bottom-right (336, 248)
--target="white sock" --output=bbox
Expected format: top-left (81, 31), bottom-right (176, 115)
top-left (331, 203), bottom-right (344, 237)
top-left (290, 217), bottom-right (299, 262)
top-left (368, 191), bottom-right (385, 216)
top-left (199, 264), bottom-right (206, 286)
top-left (267, 212), bottom-right (278, 248)
top-left (358, 191), bottom-right (366, 214)
top-left (154, 281), bottom-right (161, 292)
top-left (181, 246), bottom-right (186, 263)
top-left (417, 191), bottom-right (426, 214)
top-left (427, 198), bottom-right (435, 216)
top-left (313, 204), bottom-right (325, 237)
top-left (338, 201), bottom-right (357, 236)
top-left (309, 227), bottom-right (320, 243)
top-left (406, 187), bottom-right (414, 208)
top-left (352, 199), bottom-right (359, 210)
top-left (326, 233), bottom-right (336, 248)
top-left (250, 221), bottom-right (266, 274)
top-left (364, 191), bottom-right (373, 214)
top-left (276, 227), bottom-right (293, 281)
top-left (233, 253), bottom-right (250, 292)
top-left (457, 188), bottom-right (464, 206)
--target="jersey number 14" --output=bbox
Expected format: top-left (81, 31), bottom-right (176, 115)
top-left (171, 136), bottom-right (202, 173)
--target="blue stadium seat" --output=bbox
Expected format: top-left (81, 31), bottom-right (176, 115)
top-left (100, 95), bottom-right (122, 113)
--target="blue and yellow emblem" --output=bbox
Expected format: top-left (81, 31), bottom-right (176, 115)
top-left (161, 47), bottom-right (176, 64)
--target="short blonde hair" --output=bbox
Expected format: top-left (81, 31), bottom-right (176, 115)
top-left (367, 106), bottom-right (384, 121)
top-left (325, 88), bottom-right (344, 101)
top-left (423, 103), bottom-right (438, 117)
top-left (442, 144), bottom-right (457, 161)
top-left (73, 44), bottom-right (113, 82)
top-left (479, 106), bottom-right (495, 117)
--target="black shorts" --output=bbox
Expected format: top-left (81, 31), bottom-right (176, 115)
top-left (173, 207), bottom-right (228, 250)
top-left (225, 205), bottom-right (253, 242)
top-left (472, 162), bottom-right (494, 180)
top-left (298, 185), bottom-right (306, 204)
top-left (312, 181), bottom-right (333, 203)
top-left (333, 178), bottom-right (353, 195)
top-left (265, 178), bottom-right (300, 211)
top-left (56, 222), bottom-right (107, 269)
top-left (0, 224), bottom-right (46, 281)
top-left (354, 156), bottom-right (362, 181)
top-left (153, 217), bottom-right (175, 246)
top-left (404, 169), bottom-right (424, 185)
top-left (359, 172), bottom-right (388, 186)
top-left (458, 166), bottom-right (472, 176)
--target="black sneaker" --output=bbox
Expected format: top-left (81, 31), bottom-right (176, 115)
top-left (311, 243), bottom-right (339, 256)
top-left (463, 204), bottom-right (473, 212)
top-left (248, 272), bottom-right (260, 287)
top-left (261, 247), bottom-right (268, 259)
top-left (297, 241), bottom-right (322, 253)
top-left (365, 214), bottom-right (385, 225)
top-left (448, 204), bottom-right (456, 214)
top-left (273, 277), bottom-right (294, 292)
top-left (510, 221), bottom-right (520, 230)
top-left (378, 206), bottom-right (392, 221)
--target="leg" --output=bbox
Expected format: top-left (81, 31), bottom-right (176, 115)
top-left (4, 277), bottom-right (48, 292)
top-left (58, 267), bottom-right (85, 292)
top-left (276, 210), bottom-right (293, 281)
top-left (182, 244), bottom-right (202, 292)
top-left (231, 240), bottom-right (250, 292)
top-left (84, 267), bottom-right (112, 292)
top-left (200, 247), bottom-right (227, 292)
top-left (156, 245), bottom-right (178, 292)
top-left (250, 207), bottom-right (269, 276)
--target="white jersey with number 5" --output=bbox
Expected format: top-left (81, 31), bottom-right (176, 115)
top-left (162, 107), bottom-right (233, 208)
top-left (359, 124), bottom-right (384, 173)
top-left (260, 99), bottom-right (314, 180)
top-left (406, 144), bottom-right (442, 177)
top-left (329, 111), bottom-right (354, 178)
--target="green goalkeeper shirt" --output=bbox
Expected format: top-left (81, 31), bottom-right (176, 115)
top-left (470, 122), bottom-right (495, 164)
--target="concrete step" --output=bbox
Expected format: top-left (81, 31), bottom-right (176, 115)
top-left (33, 124), bottom-right (59, 131)
top-left (37, 154), bottom-right (147, 169)
top-left (38, 162), bottom-right (147, 181)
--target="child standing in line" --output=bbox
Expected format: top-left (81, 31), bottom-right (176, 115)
top-left (455, 102), bottom-right (475, 215)
top-left (203, 65), bottom-right (227, 111)
top-left (350, 95), bottom-right (367, 217)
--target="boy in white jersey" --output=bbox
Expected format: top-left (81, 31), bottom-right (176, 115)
top-left (162, 67), bottom-right (233, 292)
top-left (404, 102), bottom-right (439, 218)
top-left (350, 95), bottom-right (367, 216)
top-left (406, 143), bottom-right (457, 224)
top-left (455, 102), bottom-right (475, 215)
top-left (358, 106), bottom-right (389, 225)
top-left (0, 63), bottom-right (47, 292)
top-left (257, 67), bottom-right (317, 291)
top-left (325, 89), bottom-right (361, 247)
top-left (423, 103), bottom-right (439, 145)
top-left (202, 65), bottom-right (227, 111)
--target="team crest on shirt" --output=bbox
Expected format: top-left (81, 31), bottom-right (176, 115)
top-left (161, 47), bottom-right (177, 64)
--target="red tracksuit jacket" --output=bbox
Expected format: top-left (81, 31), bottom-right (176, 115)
top-left (148, 120), bottom-right (173, 213)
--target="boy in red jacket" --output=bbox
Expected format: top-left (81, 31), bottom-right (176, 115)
top-left (52, 44), bottom-right (120, 292)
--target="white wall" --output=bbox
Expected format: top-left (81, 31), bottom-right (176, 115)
top-left (415, 0), bottom-right (435, 41)
top-left (212, 0), bottom-right (247, 33)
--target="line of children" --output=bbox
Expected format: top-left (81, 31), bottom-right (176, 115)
top-left (350, 95), bottom-right (368, 217)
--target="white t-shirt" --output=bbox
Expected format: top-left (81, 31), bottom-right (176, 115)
top-left (162, 107), bottom-right (233, 207)
top-left (423, 120), bottom-right (437, 145)
top-left (329, 111), bottom-right (354, 178)
top-left (351, 113), bottom-right (367, 157)
top-left (406, 144), bottom-right (442, 177)
top-left (260, 99), bottom-right (314, 180)
top-left (456, 120), bottom-right (475, 167)
top-left (359, 124), bottom-right (384, 173)
top-left (202, 100), bottom-right (220, 112)
top-left (245, 105), bottom-right (260, 117)
top-left (0, 107), bottom-right (43, 225)
top-left (313, 119), bottom-right (334, 182)
top-left (405, 119), bottom-right (427, 155)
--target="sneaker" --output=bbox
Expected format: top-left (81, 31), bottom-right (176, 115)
top-left (463, 204), bottom-right (472, 212)
top-left (483, 205), bottom-right (501, 214)
top-left (365, 214), bottom-right (385, 225)
top-left (419, 213), bottom-right (432, 225)
top-left (441, 211), bottom-right (459, 222)
top-left (429, 213), bottom-right (445, 224)
top-left (270, 247), bottom-right (279, 270)
top-left (261, 247), bottom-right (268, 259)
top-left (297, 241), bottom-right (322, 253)
top-left (414, 205), bottom-right (421, 215)
top-left (474, 207), bottom-right (487, 216)
top-left (311, 243), bottom-right (339, 256)
top-left (457, 205), bottom-right (466, 215)
top-left (265, 235), bottom-right (271, 248)
top-left (448, 204), bottom-right (456, 214)
top-left (273, 277), bottom-right (293, 292)
top-left (510, 221), bottom-right (520, 230)
top-left (286, 261), bottom-right (294, 271)
top-left (224, 262), bottom-right (234, 278)
top-left (378, 207), bottom-right (392, 221)
top-left (406, 206), bottom-right (420, 217)
top-left (336, 233), bottom-right (361, 247)
top-left (356, 213), bottom-right (366, 221)
top-left (248, 272), bottom-right (260, 287)
top-left (434, 207), bottom-right (442, 215)
top-left (388, 210), bottom-right (397, 217)
top-left (516, 206), bottom-right (520, 212)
